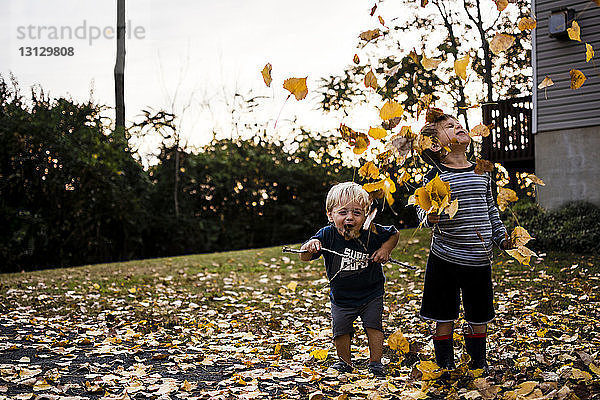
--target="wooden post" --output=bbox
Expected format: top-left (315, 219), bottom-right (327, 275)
top-left (114, 0), bottom-right (126, 135)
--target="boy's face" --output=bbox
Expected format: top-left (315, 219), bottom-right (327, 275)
top-left (327, 200), bottom-right (367, 240)
top-left (435, 117), bottom-right (471, 148)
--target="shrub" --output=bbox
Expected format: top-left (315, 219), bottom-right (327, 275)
top-left (503, 200), bottom-right (600, 253)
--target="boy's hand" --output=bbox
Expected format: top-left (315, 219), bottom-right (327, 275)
top-left (501, 232), bottom-right (513, 250)
top-left (371, 247), bottom-right (392, 264)
top-left (301, 239), bottom-right (321, 254)
top-left (427, 213), bottom-right (440, 225)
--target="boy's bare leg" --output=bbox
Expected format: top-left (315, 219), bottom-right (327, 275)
top-left (469, 323), bottom-right (487, 334)
top-left (334, 334), bottom-right (352, 365)
top-left (435, 321), bottom-right (454, 336)
top-left (365, 328), bottom-right (384, 363)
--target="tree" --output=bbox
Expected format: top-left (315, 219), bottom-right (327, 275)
top-left (114, 0), bottom-right (126, 135)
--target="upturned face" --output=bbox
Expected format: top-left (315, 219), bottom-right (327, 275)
top-left (435, 117), bottom-right (471, 148)
top-left (327, 200), bottom-right (367, 240)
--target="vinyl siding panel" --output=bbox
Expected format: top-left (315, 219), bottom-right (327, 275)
top-left (533, 0), bottom-right (600, 132)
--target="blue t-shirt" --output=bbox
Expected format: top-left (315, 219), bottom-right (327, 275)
top-left (309, 224), bottom-right (398, 307)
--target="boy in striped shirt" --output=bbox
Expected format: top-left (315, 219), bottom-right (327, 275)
top-left (415, 114), bottom-right (510, 373)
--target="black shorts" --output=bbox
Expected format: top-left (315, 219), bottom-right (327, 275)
top-left (420, 251), bottom-right (494, 324)
top-left (331, 296), bottom-right (384, 338)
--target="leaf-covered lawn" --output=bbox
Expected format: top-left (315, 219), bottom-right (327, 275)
top-left (1, 228), bottom-right (599, 399)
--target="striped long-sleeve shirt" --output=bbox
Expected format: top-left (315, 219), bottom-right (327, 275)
top-left (416, 163), bottom-right (507, 267)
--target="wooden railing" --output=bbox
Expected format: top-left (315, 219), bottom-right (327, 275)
top-left (481, 96), bottom-right (534, 167)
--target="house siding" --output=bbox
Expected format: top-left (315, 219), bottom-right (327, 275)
top-left (533, 0), bottom-right (600, 132)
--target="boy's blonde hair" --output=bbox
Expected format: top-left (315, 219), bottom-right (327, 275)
top-left (326, 182), bottom-right (370, 213)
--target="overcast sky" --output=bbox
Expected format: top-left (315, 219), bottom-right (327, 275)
top-left (2, 0), bottom-right (424, 161)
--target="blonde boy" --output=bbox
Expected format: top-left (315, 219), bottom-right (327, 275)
top-left (300, 182), bottom-right (399, 377)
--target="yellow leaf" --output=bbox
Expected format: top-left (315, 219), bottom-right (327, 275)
top-left (518, 17), bottom-right (537, 31)
top-left (511, 226), bottom-right (534, 247)
top-left (474, 159), bottom-right (494, 175)
top-left (388, 329), bottom-right (410, 353)
top-left (571, 368), bottom-right (592, 383)
top-left (353, 134), bottom-right (370, 154)
top-left (378, 16), bottom-right (386, 27)
top-left (180, 380), bottom-right (194, 392)
top-left (261, 63), bottom-right (272, 87)
top-left (309, 348), bottom-right (328, 361)
top-left (408, 49), bottom-right (420, 64)
top-left (538, 76), bottom-right (554, 89)
top-left (493, 0), bottom-right (508, 11)
top-left (417, 360), bottom-right (444, 380)
top-left (359, 29), bottom-right (381, 41)
top-left (536, 328), bottom-right (548, 337)
top-left (506, 246), bottom-right (536, 266)
top-left (497, 187), bottom-right (518, 212)
top-left (358, 162), bottom-right (380, 179)
top-left (570, 69), bottom-right (586, 90)
top-left (368, 127), bottom-right (387, 140)
top-left (286, 281), bottom-right (298, 291)
top-left (454, 55), bottom-right (470, 81)
top-left (353, 53), bottom-right (360, 64)
top-left (426, 174), bottom-right (452, 213)
top-left (283, 77), bottom-right (308, 100)
top-left (397, 169), bottom-right (411, 186)
top-left (589, 363), bottom-right (600, 376)
top-left (567, 21), bottom-right (581, 42)
top-left (128, 287), bottom-right (137, 294)
top-left (489, 33), bottom-right (515, 54)
top-left (515, 381), bottom-right (538, 396)
top-left (586, 43), bottom-right (594, 62)
top-left (93, 283), bottom-right (100, 290)
top-left (421, 55), bottom-right (442, 71)
top-left (274, 343), bottom-right (282, 354)
top-left (379, 101), bottom-right (404, 120)
top-left (415, 135), bottom-right (433, 153)
top-left (446, 199), bottom-right (459, 219)
top-left (33, 379), bottom-right (51, 392)
top-left (470, 123), bottom-right (491, 137)
top-left (364, 70), bottom-right (378, 90)
top-left (363, 176), bottom-right (396, 206)
top-left (524, 173), bottom-right (545, 186)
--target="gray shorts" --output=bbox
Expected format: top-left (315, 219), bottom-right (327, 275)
top-left (331, 296), bottom-right (384, 338)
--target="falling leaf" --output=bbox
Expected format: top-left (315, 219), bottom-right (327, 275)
top-left (353, 134), bottom-right (370, 154)
top-left (416, 361), bottom-right (444, 379)
top-left (409, 174), bottom-right (451, 215)
top-left (518, 17), bottom-right (537, 31)
top-left (421, 0), bottom-right (429, 6)
top-left (382, 117), bottom-right (401, 130)
top-left (359, 29), bottom-right (381, 41)
top-left (286, 281), bottom-right (298, 291)
top-left (538, 76), bottom-right (554, 89)
top-left (353, 54), bottom-right (360, 64)
top-left (524, 173), bottom-right (545, 186)
top-left (489, 33), bottom-right (515, 54)
top-left (474, 159), bottom-right (494, 175)
top-left (421, 55), bottom-right (442, 71)
top-left (387, 132), bottom-right (412, 158)
top-left (368, 127), bottom-right (387, 140)
top-left (309, 348), bottom-right (328, 361)
top-left (379, 101), bottom-right (404, 120)
top-left (497, 187), bottom-right (518, 212)
top-left (570, 69), bottom-right (586, 89)
top-left (567, 21), bottom-right (581, 42)
top-left (493, 0), bottom-right (508, 11)
top-left (261, 63), bottom-right (272, 87)
top-left (415, 134), bottom-right (433, 153)
top-left (397, 169), bottom-right (411, 186)
top-left (506, 246), bottom-right (537, 266)
top-left (339, 124), bottom-right (359, 144)
top-left (417, 94), bottom-right (433, 117)
top-left (370, 4), bottom-right (377, 16)
top-left (359, 162), bottom-right (380, 179)
top-left (378, 16), bottom-right (386, 27)
top-left (586, 43), bottom-right (594, 62)
top-left (283, 77), bottom-right (308, 100)
top-left (364, 70), bottom-right (378, 90)
top-left (408, 49), bottom-right (420, 64)
top-left (470, 123), bottom-right (491, 137)
top-left (446, 199), bottom-right (459, 219)
top-left (454, 55), bottom-right (470, 81)
top-left (511, 226), bottom-right (533, 247)
top-left (363, 176), bottom-right (396, 205)
top-left (388, 329), bottom-right (410, 353)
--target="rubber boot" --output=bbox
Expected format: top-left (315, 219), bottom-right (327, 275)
top-left (433, 335), bottom-right (455, 369)
top-left (464, 333), bottom-right (488, 373)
